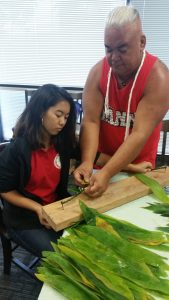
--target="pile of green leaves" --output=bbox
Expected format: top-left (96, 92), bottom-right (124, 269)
top-left (135, 173), bottom-right (169, 232)
top-left (36, 202), bottom-right (169, 300)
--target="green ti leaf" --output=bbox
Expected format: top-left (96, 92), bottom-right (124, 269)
top-left (135, 173), bottom-right (169, 204)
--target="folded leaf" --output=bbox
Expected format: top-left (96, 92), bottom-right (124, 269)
top-left (135, 173), bottom-right (169, 204)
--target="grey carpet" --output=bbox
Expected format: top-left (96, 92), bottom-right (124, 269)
top-left (0, 244), bottom-right (42, 300)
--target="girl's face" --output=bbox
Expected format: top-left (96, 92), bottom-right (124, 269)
top-left (42, 100), bottom-right (70, 137)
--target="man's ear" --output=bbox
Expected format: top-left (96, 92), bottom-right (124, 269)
top-left (140, 34), bottom-right (146, 49)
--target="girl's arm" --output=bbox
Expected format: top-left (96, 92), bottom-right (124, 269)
top-left (1, 190), bottom-right (51, 228)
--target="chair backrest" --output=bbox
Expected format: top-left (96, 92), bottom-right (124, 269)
top-left (65, 90), bottom-right (83, 137)
top-left (0, 141), bottom-right (39, 276)
top-left (0, 200), bottom-right (5, 234)
top-left (67, 90), bottom-right (83, 124)
top-left (25, 89), bottom-right (36, 105)
top-left (0, 141), bottom-right (9, 228)
top-left (0, 141), bottom-right (10, 152)
top-left (0, 142), bottom-right (9, 216)
top-left (156, 120), bottom-right (169, 166)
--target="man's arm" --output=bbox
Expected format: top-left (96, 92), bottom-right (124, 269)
top-left (95, 152), bottom-right (152, 173)
top-left (85, 60), bottom-right (169, 196)
top-left (74, 61), bottom-right (104, 184)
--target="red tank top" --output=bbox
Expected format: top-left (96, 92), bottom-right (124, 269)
top-left (25, 146), bottom-right (61, 205)
top-left (99, 52), bottom-right (161, 167)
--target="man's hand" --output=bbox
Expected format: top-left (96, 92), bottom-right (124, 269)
top-left (84, 169), bottom-right (110, 198)
top-left (73, 161), bottom-right (93, 187)
top-left (83, 161), bottom-right (153, 198)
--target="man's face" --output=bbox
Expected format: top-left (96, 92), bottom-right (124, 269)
top-left (104, 21), bottom-right (146, 79)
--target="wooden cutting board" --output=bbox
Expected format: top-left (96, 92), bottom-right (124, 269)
top-left (42, 168), bottom-right (169, 232)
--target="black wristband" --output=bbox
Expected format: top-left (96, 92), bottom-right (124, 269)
top-left (94, 151), bottom-right (101, 164)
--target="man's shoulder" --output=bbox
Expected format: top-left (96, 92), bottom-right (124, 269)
top-left (89, 58), bottom-right (109, 83)
top-left (91, 59), bottom-right (103, 73)
top-left (144, 56), bottom-right (169, 98)
top-left (86, 59), bottom-right (103, 85)
top-left (151, 58), bottom-right (169, 82)
top-left (157, 58), bottom-right (169, 74)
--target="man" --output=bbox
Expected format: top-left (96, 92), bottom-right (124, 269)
top-left (74, 6), bottom-right (169, 197)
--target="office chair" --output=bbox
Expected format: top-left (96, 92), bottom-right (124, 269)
top-left (67, 90), bottom-right (83, 123)
top-left (0, 142), bottom-right (39, 278)
top-left (25, 89), bottom-right (37, 105)
top-left (156, 119), bottom-right (169, 166)
top-left (66, 90), bottom-right (83, 138)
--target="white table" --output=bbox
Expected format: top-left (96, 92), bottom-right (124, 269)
top-left (38, 173), bottom-right (169, 300)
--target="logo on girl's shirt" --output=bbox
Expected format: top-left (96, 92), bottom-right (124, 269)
top-left (54, 154), bottom-right (61, 169)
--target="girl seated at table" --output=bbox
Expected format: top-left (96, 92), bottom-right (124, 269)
top-left (0, 84), bottom-right (77, 257)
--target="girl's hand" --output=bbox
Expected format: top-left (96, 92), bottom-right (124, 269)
top-left (35, 205), bottom-right (51, 229)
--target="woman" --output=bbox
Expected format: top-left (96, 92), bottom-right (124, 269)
top-left (0, 84), bottom-right (77, 257)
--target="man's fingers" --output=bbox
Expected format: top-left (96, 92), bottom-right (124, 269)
top-left (84, 188), bottom-right (103, 198)
top-left (74, 169), bottom-right (91, 187)
top-left (84, 182), bottom-right (103, 198)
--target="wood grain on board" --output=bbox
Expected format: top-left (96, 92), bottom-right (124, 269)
top-left (42, 168), bottom-right (169, 232)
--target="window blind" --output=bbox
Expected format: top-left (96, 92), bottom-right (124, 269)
top-left (0, 90), bottom-right (25, 140)
top-left (130, 0), bottom-right (169, 154)
top-left (0, 0), bottom-right (125, 87)
top-left (0, 0), bottom-right (125, 140)
top-left (130, 0), bottom-right (169, 68)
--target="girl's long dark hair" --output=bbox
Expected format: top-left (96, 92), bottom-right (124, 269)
top-left (14, 84), bottom-right (77, 153)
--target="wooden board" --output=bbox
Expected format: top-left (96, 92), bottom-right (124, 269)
top-left (42, 168), bottom-right (169, 232)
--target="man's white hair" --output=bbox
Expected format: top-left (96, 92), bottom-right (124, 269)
top-left (106, 6), bottom-right (140, 27)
